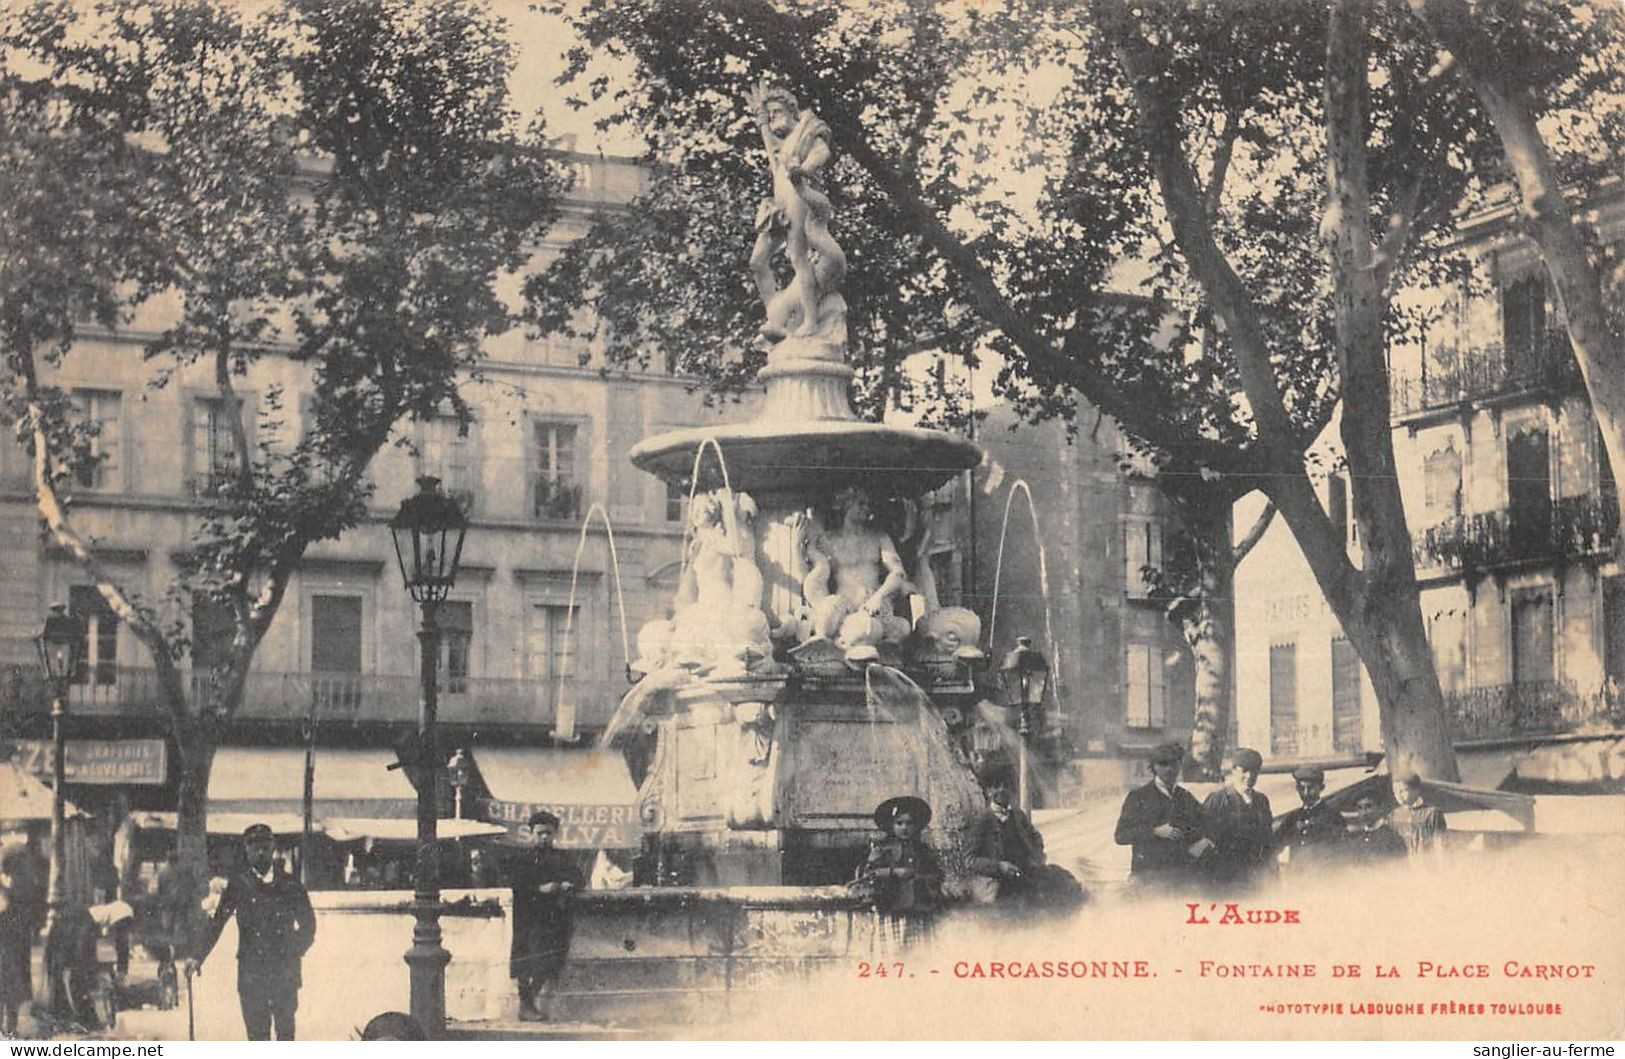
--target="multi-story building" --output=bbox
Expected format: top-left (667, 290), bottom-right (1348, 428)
top-left (0, 154), bottom-right (765, 866)
top-left (1235, 188), bottom-right (1624, 767)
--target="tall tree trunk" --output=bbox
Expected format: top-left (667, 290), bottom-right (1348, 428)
top-left (1180, 499), bottom-right (1235, 781)
top-left (174, 734), bottom-right (215, 891)
top-left (1319, 0), bottom-right (1460, 781)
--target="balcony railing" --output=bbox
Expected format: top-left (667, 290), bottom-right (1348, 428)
top-left (533, 476), bottom-right (582, 521)
top-left (1415, 496), bottom-right (1620, 574)
top-left (0, 665), bottom-right (615, 728)
top-left (1447, 680), bottom-right (1625, 741)
top-left (1391, 338), bottom-right (1581, 418)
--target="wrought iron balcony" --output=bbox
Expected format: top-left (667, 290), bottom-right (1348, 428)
top-left (1391, 337), bottom-right (1581, 418)
top-left (1414, 496), bottom-right (1620, 574)
top-left (1446, 681), bottom-right (1625, 742)
top-left (0, 665), bottom-right (612, 728)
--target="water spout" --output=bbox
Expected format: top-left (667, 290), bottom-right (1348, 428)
top-left (987, 480), bottom-right (1062, 713)
top-left (555, 501), bottom-right (634, 741)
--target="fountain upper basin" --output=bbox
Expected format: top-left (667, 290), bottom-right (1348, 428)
top-left (629, 419), bottom-right (981, 497)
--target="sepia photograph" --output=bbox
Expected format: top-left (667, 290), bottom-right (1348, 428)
top-left (0, 0), bottom-right (1621, 1043)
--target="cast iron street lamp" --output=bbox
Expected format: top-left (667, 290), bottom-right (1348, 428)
top-left (998, 636), bottom-right (1050, 813)
top-left (389, 476), bottom-right (467, 1036)
top-left (445, 748), bottom-right (472, 821)
top-left (36, 602), bottom-right (84, 1010)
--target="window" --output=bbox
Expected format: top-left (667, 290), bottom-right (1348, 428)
top-left (1268, 642), bottom-right (1298, 756)
top-left (527, 603), bottom-right (580, 712)
top-left (68, 585), bottom-right (118, 687)
top-left (1124, 520), bottom-right (1163, 597)
top-left (1604, 576), bottom-right (1625, 690)
top-left (1507, 423), bottom-right (1552, 555)
top-left (1427, 610), bottom-right (1467, 694)
top-left (665, 480), bottom-right (689, 523)
top-left (1510, 588), bottom-right (1554, 687)
top-left (1423, 447), bottom-right (1463, 523)
top-left (1123, 643), bottom-right (1165, 729)
top-left (1331, 637), bottom-right (1363, 753)
top-left (189, 396), bottom-right (244, 497)
top-left (1502, 274), bottom-right (1546, 378)
top-left (310, 594), bottom-right (363, 714)
top-left (531, 421), bottom-right (580, 521)
top-left (71, 390), bottom-right (121, 490)
top-left (417, 418), bottom-right (477, 511)
top-left (439, 601), bottom-right (473, 695)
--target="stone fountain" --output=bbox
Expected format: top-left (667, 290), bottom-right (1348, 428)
top-left (609, 78), bottom-right (988, 886)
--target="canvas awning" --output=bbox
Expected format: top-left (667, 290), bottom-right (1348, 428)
top-left (472, 747), bottom-right (641, 850)
top-left (206, 746), bottom-right (416, 818)
top-left (1, 761), bottom-right (87, 822)
top-left (131, 810), bottom-right (311, 836)
top-left (320, 818), bottom-right (507, 843)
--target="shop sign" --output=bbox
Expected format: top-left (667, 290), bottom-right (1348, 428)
top-left (11, 739), bottom-right (168, 785)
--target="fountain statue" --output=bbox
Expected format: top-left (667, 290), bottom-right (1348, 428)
top-left (622, 75), bottom-right (986, 885)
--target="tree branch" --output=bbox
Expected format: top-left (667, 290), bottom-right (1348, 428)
top-left (1093, 4), bottom-right (1302, 460)
top-left (1232, 500), bottom-right (1276, 566)
top-left (736, 4), bottom-right (1250, 473)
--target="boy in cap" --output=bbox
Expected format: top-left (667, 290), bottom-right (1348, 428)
top-left (1200, 748), bottom-right (1274, 890)
top-left (188, 823), bottom-right (316, 1041)
top-left (1113, 743), bottom-right (1210, 887)
top-left (1273, 764), bottom-right (1345, 870)
top-left (510, 810), bottom-right (583, 1021)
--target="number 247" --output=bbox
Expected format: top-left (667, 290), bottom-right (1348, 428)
top-left (856, 962), bottom-right (906, 978)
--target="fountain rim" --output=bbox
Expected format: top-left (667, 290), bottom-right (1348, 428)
top-left (628, 419), bottom-right (982, 495)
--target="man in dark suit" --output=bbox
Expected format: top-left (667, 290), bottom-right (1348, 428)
top-left (510, 811), bottom-right (583, 1022)
top-left (1114, 742), bottom-right (1210, 887)
top-left (1274, 764), bottom-right (1345, 872)
top-left (188, 823), bottom-right (316, 1041)
top-left (1201, 747), bottom-right (1275, 891)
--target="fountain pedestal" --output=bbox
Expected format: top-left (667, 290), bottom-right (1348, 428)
top-left (630, 671), bottom-right (984, 886)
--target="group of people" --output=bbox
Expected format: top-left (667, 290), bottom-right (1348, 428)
top-left (851, 784), bottom-right (1085, 950)
top-left (1115, 742), bottom-right (1448, 892)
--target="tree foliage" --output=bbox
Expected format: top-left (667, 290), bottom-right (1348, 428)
top-left (1, 0), bottom-right (564, 864)
top-left (530, 0), bottom-right (1614, 775)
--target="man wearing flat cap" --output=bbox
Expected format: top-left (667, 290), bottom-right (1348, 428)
top-left (1114, 743), bottom-right (1210, 887)
top-left (1273, 764), bottom-right (1344, 871)
top-left (510, 810), bottom-right (583, 1021)
top-left (188, 823), bottom-right (316, 1041)
top-left (1201, 748), bottom-right (1275, 890)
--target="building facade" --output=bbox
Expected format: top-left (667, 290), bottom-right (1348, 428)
top-left (1235, 191), bottom-right (1625, 764)
top-left (0, 155), bottom-right (764, 862)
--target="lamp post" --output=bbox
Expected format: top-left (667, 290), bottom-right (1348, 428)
top-left (998, 636), bottom-right (1050, 813)
top-left (389, 476), bottom-right (467, 1036)
top-left (445, 748), bottom-right (472, 821)
top-left (36, 603), bottom-right (84, 1010)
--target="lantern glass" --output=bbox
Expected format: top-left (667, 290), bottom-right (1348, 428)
top-left (998, 635), bottom-right (1050, 710)
top-left (36, 603), bottom-right (85, 684)
top-left (390, 476), bottom-right (469, 604)
top-left (445, 748), bottom-right (472, 790)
